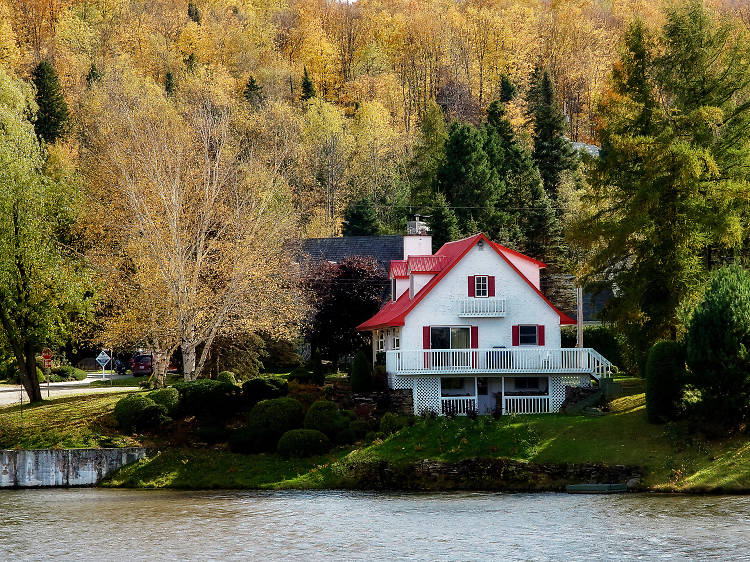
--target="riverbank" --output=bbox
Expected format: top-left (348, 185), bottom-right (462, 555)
top-left (2, 386), bottom-right (748, 493)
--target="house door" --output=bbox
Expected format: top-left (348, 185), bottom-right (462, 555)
top-left (477, 377), bottom-right (493, 413)
top-left (431, 327), bottom-right (471, 368)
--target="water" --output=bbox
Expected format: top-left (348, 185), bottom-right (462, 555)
top-left (1, 489), bottom-right (749, 561)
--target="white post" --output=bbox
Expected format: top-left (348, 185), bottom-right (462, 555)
top-left (576, 286), bottom-right (584, 348)
top-left (474, 376), bottom-right (478, 412)
top-left (501, 376), bottom-right (505, 415)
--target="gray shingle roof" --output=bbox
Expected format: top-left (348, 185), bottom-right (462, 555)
top-left (301, 235), bottom-right (404, 272)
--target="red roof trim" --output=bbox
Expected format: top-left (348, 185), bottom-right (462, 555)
top-left (492, 242), bottom-right (547, 268)
top-left (358, 233), bottom-right (574, 330)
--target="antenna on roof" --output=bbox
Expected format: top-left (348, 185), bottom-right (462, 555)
top-left (407, 214), bottom-right (430, 235)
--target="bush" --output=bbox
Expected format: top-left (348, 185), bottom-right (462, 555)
top-left (242, 376), bottom-right (288, 408)
top-left (149, 387), bottom-right (180, 416)
top-left (348, 419), bottom-right (371, 438)
top-left (217, 371), bottom-right (237, 385)
top-left (195, 424), bottom-right (230, 444)
top-left (561, 325), bottom-right (624, 369)
top-left (645, 340), bottom-right (686, 423)
top-left (303, 400), bottom-right (347, 439)
top-left (114, 394), bottom-right (169, 432)
top-left (50, 365), bottom-right (88, 381)
top-left (289, 366), bottom-right (313, 384)
top-left (350, 351), bottom-right (372, 392)
top-left (277, 429), bottom-right (331, 458)
top-left (230, 397), bottom-right (304, 453)
top-left (379, 412), bottom-right (407, 435)
top-left (687, 264), bottom-right (750, 426)
top-left (173, 379), bottom-right (240, 420)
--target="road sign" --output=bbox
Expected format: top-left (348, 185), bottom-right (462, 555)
top-left (96, 351), bottom-right (111, 367)
top-left (42, 348), bottom-right (53, 360)
top-left (43, 359), bottom-right (52, 369)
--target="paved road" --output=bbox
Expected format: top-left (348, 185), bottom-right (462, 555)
top-left (0, 378), bottom-right (137, 407)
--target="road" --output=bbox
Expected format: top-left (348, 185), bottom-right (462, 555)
top-left (0, 376), bottom-right (137, 407)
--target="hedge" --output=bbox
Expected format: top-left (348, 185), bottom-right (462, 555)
top-left (173, 379), bottom-right (241, 419)
top-left (645, 340), bottom-right (686, 423)
top-left (229, 397), bottom-right (304, 453)
top-left (303, 400), bottom-right (347, 439)
top-left (276, 429), bottom-right (331, 458)
top-left (114, 394), bottom-right (169, 432)
top-left (149, 387), bottom-right (180, 416)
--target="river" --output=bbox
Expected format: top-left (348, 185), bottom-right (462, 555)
top-left (1, 489), bottom-right (749, 560)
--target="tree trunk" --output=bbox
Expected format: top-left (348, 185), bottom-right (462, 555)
top-left (182, 343), bottom-right (197, 381)
top-left (152, 349), bottom-right (168, 388)
top-left (20, 341), bottom-right (42, 402)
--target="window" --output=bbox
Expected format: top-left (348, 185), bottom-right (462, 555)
top-left (430, 326), bottom-right (470, 349)
top-left (393, 329), bottom-right (400, 350)
top-left (477, 377), bottom-right (488, 396)
top-left (377, 330), bottom-right (385, 351)
top-left (474, 275), bottom-right (488, 298)
top-left (515, 377), bottom-right (539, 390)
top-left (391, 278), bottom-right (397, 301)
top-left (519, 325), bottom-right (538, 346)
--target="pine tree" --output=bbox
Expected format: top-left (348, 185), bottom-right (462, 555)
top-left (527, 70), bottom-right (576, 202)
top-left (165, 71), bottom-right (175, 96)
top-left (31, 60), bottom-right (69, 144)
top-left (188, 1), bottom-right (201, 24)
top-left (427, 192), bottom-right (460, 250)
top-left (85, 63), bottom-right (101, 88)
top-left (499, 75), bottom-right (517, 103)
top-left (301, 67), bottom-right (316, 101)
top-left (411, 100), bottom-right (448, 208)
top-left (342, 198), bottom-right (380, 236)
top-left (243, 76), bottom-right (264, 108)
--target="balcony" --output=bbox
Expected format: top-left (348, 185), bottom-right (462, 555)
top-left (457, 298), bottom-right (506, 317)
top-left (386, 348), bottom-right (613, 379)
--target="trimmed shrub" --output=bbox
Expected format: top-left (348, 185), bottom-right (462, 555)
top-left (149, 387), bottom-right (180, 416)
top-left (379, 412), bottom-right (407, 435)
top-left (217, 371), bottom-right (237, 385)
top-left (350, 351), bottom-right (372, 392)
top-left (114, 394), bottom-right (168, 432)
top-left (289, 365), bottom-right (313, 384)
top-left (50, 365), bottom-right (88, 381)
top-left (230, 397), bottom-right (304, 453)
top-left (348, 419), bottom-right (371, 438)
top-left (277, 429), bottom-right (331, 458)
top-left (174, 379), bottom-right (240, 419)
top-left (687, 264), bottom-right (750, 426)
top-left (335, 427), bottom-right (356, 445)
top-left (242, 376), bottom-right (288, 408)
top-left (195, 424), bottom-right (230, 444)
top-left (645, 340), bottom-right (686, 423)
top-left (303, 400), bottom-right (346, 439)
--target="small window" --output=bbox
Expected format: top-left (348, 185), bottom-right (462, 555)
top-left (377, 330), bottom-right (385, 351)
top-left (519, 325), bottom-right (538, 346)
top-left (475, 275), bottom-right (488, 298)
top-left (393, 329), bottom-right (400, 350)
top-left (391, 278), bottom-right (397, 301)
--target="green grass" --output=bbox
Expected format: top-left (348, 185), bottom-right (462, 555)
top-left (0, 391), bottom-right (140, 449)
top-left (90, 377), bottom-right (144, 387)
top-left (102, 448), bottom-right (344, 489)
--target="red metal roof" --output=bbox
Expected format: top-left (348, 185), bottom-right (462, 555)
top-left (389, 260), bottom-right (408, 279)
top-left (357, 233), bottom-right (574, 330)
top-left (407, 254), bottom-right (448, 273)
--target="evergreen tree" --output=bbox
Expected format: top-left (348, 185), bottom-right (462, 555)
top-left (410, 100), bottom-right (448, 207)
top-left (165, 71), bottom-right (175, 96)
top-left (342, 198), bottom-right (379, 236)
top-left (31, 60), bottom-right (69, 144)
top-left (301, 67), bottom-right (316, 101)
top-left (85, 63), bottom-right (101, 88)
top-left (574, 4), bottom-right (750, 372)
top-left (499, 74), bottom-right (517, 103)
top-left (243, 76), bottom-right (264, 108)
top-left (527, 70), bottom-right (576, 202)
top-left (428, 192), bottom-right (460, 250)
top-left (188, 1), bottom-right (201, 24)
top-left (435, 122), bottom-right (506, 236)
top-left (184, 53), bottom-right (197, 73)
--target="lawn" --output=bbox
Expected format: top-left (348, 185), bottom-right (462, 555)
top-left (0, 392), bottom-right (141, 449)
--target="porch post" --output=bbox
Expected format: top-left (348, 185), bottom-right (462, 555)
top-left (474, 376), bottom-right (478, 411)
top-left (501, 376), bottom-right (505, 415)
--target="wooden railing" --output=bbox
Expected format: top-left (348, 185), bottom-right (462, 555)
top-left (504, 396), bottom-right (550, 414)
top-left (441, 396), bottom-right (477, 415)
top-left (386, 348), bottom-right (613, 379)
top-left (457, 298), bottom-right (507, 317)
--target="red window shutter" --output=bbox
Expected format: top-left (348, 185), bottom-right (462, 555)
top-left (468, 276), bottom-right (475, 297)
top-left (488, 276), bottom-right (495, 297)
top-left (512, 325), bottom-right (519, 346)
top-left (423, 326), bottom-right (431, 349)
top-left (470, 326), bottom-right (479, 348)
top-left (538, 325), bottom-right (545, 346)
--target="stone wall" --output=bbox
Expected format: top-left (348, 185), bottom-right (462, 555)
top-left (0, 448), bottom-right (149, 488)
top-left (331, 379), bottom-right (413, 416)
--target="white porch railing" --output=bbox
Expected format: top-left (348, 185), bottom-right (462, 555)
top-left (504, 395), bottom-right (550, 414)
top-left (441, 396), bottom-right (477, 415)
top-left (386, 348), bottom-right (613, 380)
top-left (457, 298), bottom-right (507, 317)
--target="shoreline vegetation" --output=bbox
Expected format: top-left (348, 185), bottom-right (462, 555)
top-left (1, 380), bottom-right (748, 494)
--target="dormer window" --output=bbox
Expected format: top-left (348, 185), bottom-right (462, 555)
top-left (475, 276), bottom-right (489, 298)
top-left (392, 278), bottom-right (397, 301)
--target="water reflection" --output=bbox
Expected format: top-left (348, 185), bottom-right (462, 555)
top-left (1, 489), bottom-right (748, 560)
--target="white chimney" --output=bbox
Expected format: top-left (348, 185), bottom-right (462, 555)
top-left (404, 215), bottom-right (432, 259)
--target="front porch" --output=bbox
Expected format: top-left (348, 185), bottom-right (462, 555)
top-left (439, 375), bottom-right (559, 415)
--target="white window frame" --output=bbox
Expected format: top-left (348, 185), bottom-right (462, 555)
top-left (474, 275), bottom-right (489, 298)
top-left (376, 330), bottom-right (385, 351)
top-left (391, 278), bottom-right (397, 302)
top-left (393, 328), bottom-right (400, 350)
top-left (430, 325), bottom-right (471, 349)
top-left (518, 324), bottom-right (538, 346)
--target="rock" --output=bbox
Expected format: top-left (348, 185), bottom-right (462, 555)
top-left (626, 477), bottom-right (641, 490)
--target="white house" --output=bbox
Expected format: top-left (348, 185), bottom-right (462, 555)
top-left (357, 231), bottom-right (613, 416)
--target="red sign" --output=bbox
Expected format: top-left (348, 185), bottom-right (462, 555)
top-left (43, 359), bottom-right (52, 369)
top-left (42, 348), bottom-right (53, 360)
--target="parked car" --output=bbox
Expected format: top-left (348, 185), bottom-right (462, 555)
top-left (131, 354), bottom-right (153, 376)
